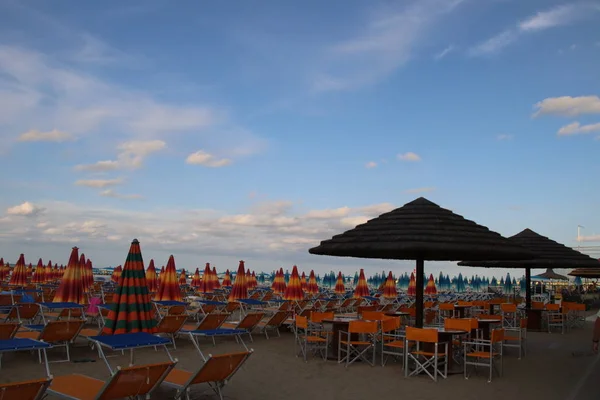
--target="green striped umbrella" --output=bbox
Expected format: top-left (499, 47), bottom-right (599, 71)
top-left (102, 239), bottom-right (157, 335)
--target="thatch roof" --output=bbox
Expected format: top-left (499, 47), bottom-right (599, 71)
top-left (308, 197), bottom-right (533, 261)
top-left (458, 229), bottom-right (600, 269)
top-left (533, 268), bottom-right (568, 281)
top-left (568, 268), bottom-right (600, 279)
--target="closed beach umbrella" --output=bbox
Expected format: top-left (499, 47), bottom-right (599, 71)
top-left (155, 255), bottom-right (183, 302)
top-left (334, 271), bottom-right (345, 295)
top-left (353, 269), bottom-right (369, 298)
top-left (54, 247), bottom-right (85, 304)
top-left (191, 268), bottom-right (202, 288)
top-left (102, 239), bottom-right (157, 335)
top-left (407, 273), bottom-right (416, 296)
top-left (179, 269), bottom-right (187, 285)
top-left (146, 260), bottom-right (158, 292)
top-left (44, 260), bottom-right (53, 283)
top-left (300, 271), bottom-right (307, 291)
top-left (383, 271), bottom-right (398, 299)
top-left (222, 269), bottom-right (232, 287)
top-left (212, 267), bottom-right (221, 289)
top-left (9, 254), bottom-right (28, 286)
top-left (199, 263), bottom-right (213, 293)
top-left (425, 274), bottom-right (437, 295)
top-left (228, 261), bottom-right (248, 302)
top-left (283, 265), bottom-right (304, 301)
top-left (112, 265), bottom-right (122, 283)
top-left (306, 270), bottom-right (319, 295)
top-left (32, 258), bottom-right (44, 284)
top-left (26, 263), bottom-right (33, 279)
top-left (0, 258), bottom-right (7, 281)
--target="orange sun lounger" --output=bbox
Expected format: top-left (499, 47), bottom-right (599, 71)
top-left (0, 377), bottom-right (52, 400)
top-left (162, 351), bottom-right (252, 400)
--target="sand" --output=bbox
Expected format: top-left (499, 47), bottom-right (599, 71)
top-left (1, 321), bottom-right (599, 400)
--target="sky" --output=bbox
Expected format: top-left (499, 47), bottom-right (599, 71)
top-left (0, 0), bottom-right (599, 280)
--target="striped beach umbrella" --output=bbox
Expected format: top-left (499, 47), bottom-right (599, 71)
top-left (283, 265), bottom-right (304, 301)
top-left (155, 255), bottom-right (182, 302)
top-left (228, 261), bottom-right (248, 302)
top-left (212, 267), bottom-right (221, 289)
top-left (271, 269), bottom-right (280, 292)
top-left (84, 258), bottom-right (94, 291)
top-left (306, 270), bottom-right (319, 295)
top-left (0, 258), bottom-right (6, 281)
top-left (9, 254), bottom-right (28, 286)
top-left (383, 271), bottom-right (398, 299)
top-left (158, 266), bottom-right (165, 288)
top-left (26, 263), bottom-right (33, 279)
top-left (102, 239), bottom-right (157, 335)
top-left (425, 274), bottom-right (437, 295)
top-left (273, 268), bottom-right (286, 294)
top-left (54, 247), bottom-right (86, 304)
top-left (32, 258), bottom-right (44, 284)
top-left (112, 265), bottom-right (122, 283)
top-left (334, 271), bottom-right (345, 295)
top-left (222, 269), bottom-right (232, 287)
top-left (250, 271), bottom-right (257, 289)
top-left (44, 260), bottom-right (53, 283)
top-left (178, 269), bottom-right (187, 286)
top-left (407, 273), bottom-right (416, 296)
top-left (191, 268), bottom-right (202, 288)
top-left (146, 260), bottom-right (158, 292)
top-left (199, 263), bottom-right (213, 293)
top-left (300, 271), bottom-right (307, 291)
top-left (353, 269), bottom-right (370, 298)
top-left (79, 254), bottom-right (89, 291)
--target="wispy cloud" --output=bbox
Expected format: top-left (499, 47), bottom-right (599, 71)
top-left (6, 201), bottom-right (45, 217)
top-left (99, 189), bottom-right (143, 200)
top-left (469, 3), bottom-right (599, 56)
top-left (497, 134), bottom-right (514, 141)
top-left (404, 187), bottom-right (436, 194)
top-left (365, 161), bottom-right (378, 169)
top-left (434, 45), bottom-right (455, 60)
top-left (397, 152), bottom-right (421, 162)
top-left (75, 140), bottom-right (166, 171)
top-left (312, 0), bottom-right (466, 91)
top-left (533, 95), bottom-right (600, 117)
top-left (557, 121), bottom-right (600, 136)
top-left (74, 178), bottom-right (123, 188)
top-left (17, 129), bottom-right (74, 142)
top-left (185, 150), bottom-right (232, 168)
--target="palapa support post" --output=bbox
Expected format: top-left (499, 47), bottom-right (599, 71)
top-left (525, 267), bottom-right (532, 309)
top-left (415, 259), bottom-right (424, 328)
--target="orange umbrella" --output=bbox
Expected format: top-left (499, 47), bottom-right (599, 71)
top-left (191, 268), bottom-right (202, 288)
top-left (79, 254), bottom-right (88, 291)
top-left (270, 270), bottom-right (278, 292)
top-left (383, 271), bottom-right (398, 299)
top-left (9, 254), bottom-right (28, 286)
top-left (178, 269), bottom-right (187, 285)
top-left (353, 269), bottom-right (369, 298)
top-left (212, 267), bottom-right (221, 289)
top-left (228, 261), bottom-right (248, 302)
top-left (283, 265), bottom-right (304, 301)
top-left (26, 263), bottom-right (33, 279)
top-left (111, 265), bottom-right (122, 283)
top-left (146, 260), bottom-right (158, 292)
top-left (155, 255), bottom-right (183, 301)
top-left (273, 268), bottom-right (287, 294)
top-left (199, 263), bottom-right (213, 293)
top-left (0, 258), bottom-right (6, 281)
top-left (32, 258), bottom-right (44, 284)
top-left (407, 273), bottom-right (416, 296)
top-left (425, 274), bottom-right (437, 295)
top-left (306, 270), bottom-right (319, 295)
top-left (102, 239), bottom-right (157, 335)
top-left (245, 270), bottom-right (253, 290)
top-left (158, 266), bottom-right (166, 288)
top-left (222, 269), bottom-right (232, 287)
top-left (300, 271), bottom-right (307, 291)
top-left (84, 258), bottom-right (94, 291)
top-left (250, 271), bottom-right (257, 289)
top-left (44, 260), bottom-right (53, 283)
top-left (334, 271), bottom-right (345, 295)
top-left (54, 247), bottom-right (85, 304)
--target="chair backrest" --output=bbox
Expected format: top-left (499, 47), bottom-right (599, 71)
top-left (98, 362), bottom-right (175, 399)
top-left (167, 305), bottom-right (186, 316)
top-left (520, 318), bottom-right (528, 329)
top-left (406, 326), bottom-right (438, 343)
top-left (16, 303), bottom-right (40, 320)
top-left (265, 311), bottom-right (288, 327)
top-left (531, 301), bottom-right (545, 310)
top-left (500, 303), bottom-right (517, 313)
top-left (545, 303), bottom-right (560, 311)
top-left (198, 313), bottom-right (229, 330)
top-left (491, 328), bottom-right (505, 343)
top-left (225, 302), bottom-right (240, 313)
top-left (457, 301), bottom-right (473, 306)
top-left (381, 317), bottom-right (401, 333)
top-left (348, 320), bottom-right (378, 334)
top-left (357, 305), bottom-right (377, 317)
top-left (362, 311), bottom-right (385, 321)
top-left (444, 318), bottom-right (471, 332)
top-left (0, 294), bottom-right (14, 306)
top-left (310, 311), bottom-right (334, 323)
top-left (0, 378), bottom-right (52, 400)
top-left (478, 314), bottom-right (502, 321)
top-left (40, 320), bottom-right (84, 343)
top-left (187, 351), bottom-right (252, 386)
top-left (261, 292), bottom-right (273, 302)
top-left (295, 315), bottom-right (308, 330)
top-left (0, 322), bottom-right (20, 340)
top-left (238, 313), bottom-right (265, 330)
top-left (439, 303), bottom-right (454, 311)
top-left (379, 304), bottom-right (394, 312)
top-left (156, 315), bottom-right (188, 334)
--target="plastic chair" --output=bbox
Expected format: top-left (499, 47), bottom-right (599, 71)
top-left (464, 328), bottom-right (504, 382)
top-left (220, 312), bottom-right (265, 342)
top-left (381, 317), bottom-right (405, 367)
top-left (295, 315), bottom-right (328, 362)
top-left (503, 318), bottom-right (527, 359)
top-left (405, 327), bottom-right (447, 381)
top-left (339, 320), bottom-right (378, 367)
top-left (500, 303), bottom-right (518, 328)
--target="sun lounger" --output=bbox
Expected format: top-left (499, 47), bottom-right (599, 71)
top-left (0, 322), bottom-right (19, 339)
top-left (37, 302), bottom-right (86, 324)
top-left (48, 361), bottom-right (176, 399)
top-left (220, 312), bottom-right (265, 342)
top-left (187, 329), bottom-right (250, 359)
top-left (0, 338), bottom-right (51, 377)
top-left (15, 320), bottom-right (84, 363)
top-left (155, 315), bottom-right (189, 349)
top-left (162, 351), bottom-right (252, 400)
top-left (0, 377), bottom-right (52, 400)
top-left (256, 311), bottom-right (290, 339)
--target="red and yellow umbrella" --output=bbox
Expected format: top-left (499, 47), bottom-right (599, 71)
top-left (146, 260), bottom-right (158, 292)
top-left (26, 263), bottom-right (33, 279)
top-left (250, 271), bottom-right (257, 289)
top-left (54, 247), bottom-right (86, 304)
top-left (155, 255), bottom-right (183, 302)
top-left (228, 261), bottom-right (248, 302)
top-left (199, 263), bottom-right (213, 293)
top-left (212, 267), bottom-right (221, 289)
top-left (102, 239), bottom-right (157, 335)
top-left (178, 269), bottom-right (187, 286)
top-left (44, 260), bottom-right (53, 283)
top-left (111, 265), bottom-right (122, 283)
top-left (300, 271), bottom-right (307, 291)
top-left (353, 269), bottom-right (370, 298)
top-left (32, 258), bottom-right (44, 284)
top-left (407, 273), bottom-right (416, 296)
top-left (191, 268), bottom-right (202, 288)
top-left (273, 268), bottom-right (287, 294)
top-left (425, 274), bottom-right (437, 295)
top-left (79, 254), bottom-right (89, 291)
top-left (283, 265), bottom-right (304, 301)
top-left (222, 269), bottom-right (232, 287)
top-left (0, 258), bottom-right (7, 281)
top-left (334, 271), bottom-right (346, 295)
top-left (158, 266), bottom-right (165, 288)
top-left (306, 270), bottom-right (319, 295)
top-left (383, 271), bottom-right (398, 299)
top-left (9, 254), bottom-right (28, 286)
top-left (84, 258), bottom-right (94, 291)
top-left (245, 270), bottom-right (253, 290)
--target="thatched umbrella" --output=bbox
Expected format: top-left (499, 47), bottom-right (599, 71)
top-left (569, 268), bottom-right (600, 279)
top-left (534, 268), bottom-right (568, 281)
top-left (309, 197), bottom-right (532, 327)
top-left (459, 228), bottom-right (600, 308)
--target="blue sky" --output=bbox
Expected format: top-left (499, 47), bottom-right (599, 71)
top-left (0, 0), bottom-right (599, 279)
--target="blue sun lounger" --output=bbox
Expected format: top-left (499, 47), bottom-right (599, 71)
top-left (187, 329), bottom-right (249, 360)
top-left (0, 338), bottom-right (51, 377)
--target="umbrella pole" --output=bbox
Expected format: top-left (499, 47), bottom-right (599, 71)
top-left (525, 267), bottom-right (532, 309)
top-left (415, 259), bottom-right (424, 328)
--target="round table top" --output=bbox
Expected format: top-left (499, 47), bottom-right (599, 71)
top-left (323, 317), bottom-right (359, 323)
top-left (437, 329), bottom-right (468, 335)
top-left (385, 312), bottom-right (410, 316)
top-left (454, 305), bottom-right (471, 308)
top-left (477, 319), bottom-right (502, 324)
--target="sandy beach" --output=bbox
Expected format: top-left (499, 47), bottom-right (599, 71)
top-left (2, 318), bottom-right (599, 400)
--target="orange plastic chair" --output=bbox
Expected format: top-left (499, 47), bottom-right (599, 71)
top-left (338, 320), bottom-right (378, 367)
top-left (156, 315), bottom-right (189, 349)
top-left (381, 317), bottom-right (405, 366)
top-left (163, 351), bottom-right (252, 400)
top-left (362, 311), bottom-right (385, 321)
top-left (295, 316), bottom-right (328, 361)
top-left (464, 328), bottom-right (504, 382)
top-left (503, 318), bottom-right (527, 359)
top-left (48, 361), bottom-right (176, 399)
top-left (405, 326), bottom-right (447, 381)
top-left (0, 378), bottom-right (52, 400)
top-left (15, 320), bottom-right (84, 362)
top-left (0, 322), bottom-right (20, 339)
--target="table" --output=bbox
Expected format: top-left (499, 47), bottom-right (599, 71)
top-left (526, 309), bottom-right (544, 331)
top-left (477, 319), bottom-right (502, 339)
top-left (436, 328), bottom-right (468, 374)
top-left (322, 317), bottom-right (359, 360)
top-left (37, 302), bottom-right (86, 324)
top-left (454, 305), bottom-right (471, 318)
top-left (88, 332), bottom-right (174, 374)
top-left (0, 338), bottom-right (51, 377)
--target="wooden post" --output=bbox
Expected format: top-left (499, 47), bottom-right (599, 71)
top-left (416, 259), bottom-right (424, 328)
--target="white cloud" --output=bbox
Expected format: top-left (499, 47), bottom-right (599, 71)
top-left (497, 134), bottom-right (514, 140)
top-left (75, 140), bottom-right (166, 171)
top-left (579, 234), bottom-right (600, 242)
top-left (99, 189), bottom-right (143, 200)
top-left (404, 187), bottom-right (436, 194)
top-left (17, 129), bottom-right (73, 142)
top-left (305, 207), bottom-right (351, 219)
top-left (340, 216), bottom-right (370, 227)
top-left (6, 201), bottom-right (45, 217)
top-left (533, 96), bottom-right (600, 117)
top-left (185, 150), bottom-right (232, 168)
top-left (434, 45), bottom-right (455, 60)
top-left (397, 152), bottom-right (421, 162)
top-left (74, 178), bottom-right (123, 188)
top-left (358, 203), bottom-right (395, 216)
top-left (557, 121), bottom-right (600, 136)
top-left (365, 161), bottom-right (377, 169)
top-left (470, 4), bottom-right (598, 56)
